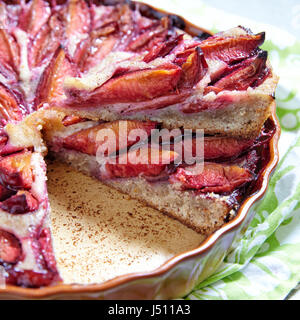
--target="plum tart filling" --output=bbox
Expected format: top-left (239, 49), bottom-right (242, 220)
top-left (48, 117), bottom-right (275, 209)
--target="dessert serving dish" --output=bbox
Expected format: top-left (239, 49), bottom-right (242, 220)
top-left (0, 0), bottom-right (280, 299)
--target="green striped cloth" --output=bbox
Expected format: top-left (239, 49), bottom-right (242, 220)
top-left (141, 0), bottom-right (300, 300)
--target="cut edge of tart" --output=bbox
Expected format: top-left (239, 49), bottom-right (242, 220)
top-left (42, 112), bottom-right (275, 235)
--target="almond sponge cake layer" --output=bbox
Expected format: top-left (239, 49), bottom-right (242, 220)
top-left (107, 178), bottom-right (233, 236)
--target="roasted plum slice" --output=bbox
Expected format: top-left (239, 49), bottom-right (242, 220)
top-left (79, 30), bottom-right (119, 71)
top-left (143, 33), bottom-right (183, 63)
top-left (29, 11), bottom-right (65, 69)
top-left (0, 28), bottom-right (20, 72)
top-left (208, 50), bottom-right (269, 91)
top-left (199, 29), bottom-right (265, 63)
top-left (171, 135), bottom-right (254, 162)
top-left (177, 47), bottom-right (208, 89)
top-left (63, 120), bottom-right (157, 156)
top-left (0, 151), bottom-right (33, 191)
top-left (0, 62), bottom-right (19, 87)
top-left (79, 4), bottom-right (130, 70)
top-left (35, 48), bottom-right (76, 107)
top-left (104, 146), bottom-right (179, 179)
top-left (65, 0), bottom-right (91, 61)
top-left (19, 0), bottom-right (51, 39)
top-left (0, 190), bottom-right (39, 214)
top-left (61, 114), bottom-right (86, 127)
top-left (0, 229), bottom-right (22, 265)
top-left (67, 64), bottom-right (182, 104)
top-left (169, 162), bottom-right (253, 193)
top-left (93, 22), bottom-right (118, 38)
top-left (127, 16), bottom-right (170, 52)
top-left (0, 83), bottom-right (24, 122)
top-left (203, 136), bottom-right (254, 159)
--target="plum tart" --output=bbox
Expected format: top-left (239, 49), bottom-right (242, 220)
top-left (0, 0), bottom-right (278, 288)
